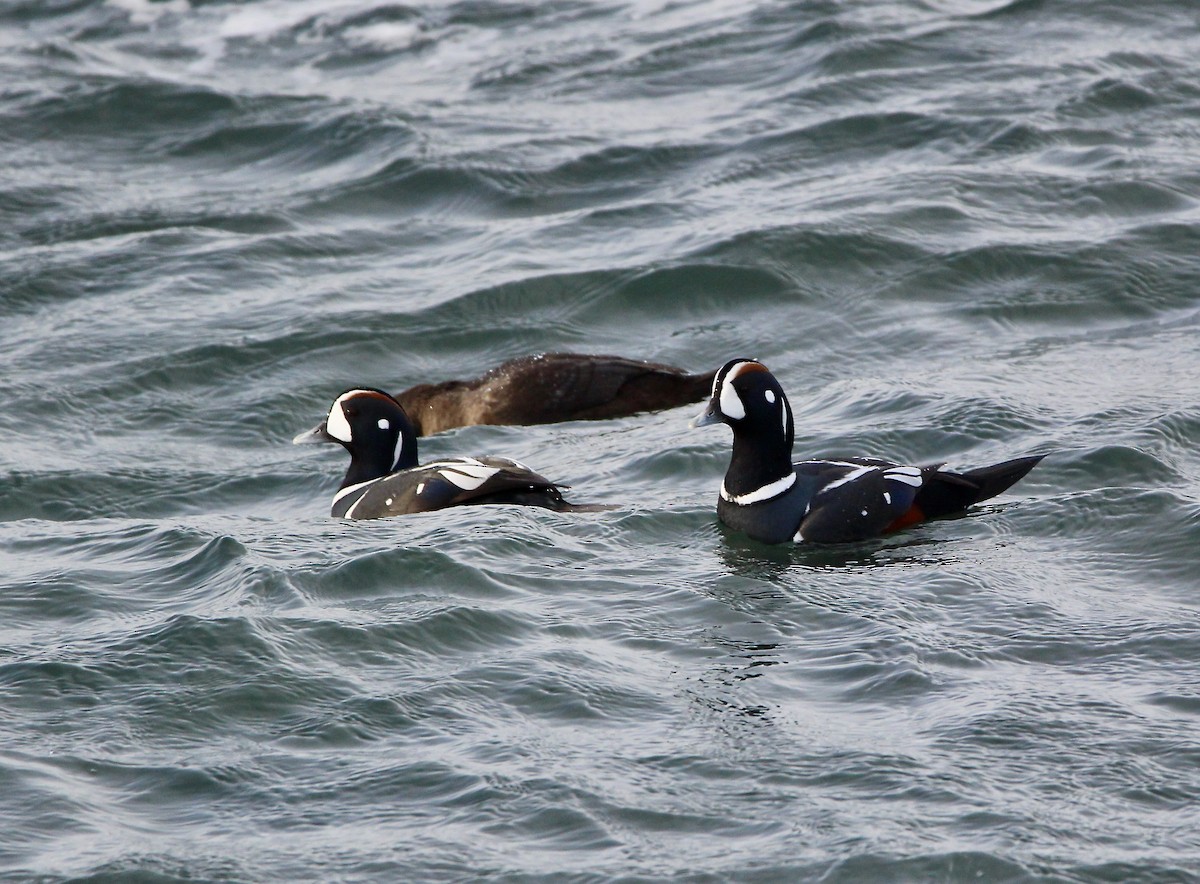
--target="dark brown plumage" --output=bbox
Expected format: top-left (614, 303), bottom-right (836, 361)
top-left (394, 352), bottom-right (717, 436)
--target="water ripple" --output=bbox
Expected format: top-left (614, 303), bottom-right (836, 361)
top-left (3, 0), bottom-right (1200, 880)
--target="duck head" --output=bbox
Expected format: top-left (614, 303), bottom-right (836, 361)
top-left (691, 359), bottom-right (796, 495)
top-left (691, 359), bottom-right (793, 439)
top-left (293, 388), bottom-right (418, 488)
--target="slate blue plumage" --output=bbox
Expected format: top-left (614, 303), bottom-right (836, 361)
top-left (692, 359), bottom-right (1044, 544)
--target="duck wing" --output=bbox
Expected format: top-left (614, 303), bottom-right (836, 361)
top-left (793, 459), bottom-right (930, 543)
top-left (479, 353), bottom-right (715, 423)
top-left (335, 456), bottom-right (568, 518)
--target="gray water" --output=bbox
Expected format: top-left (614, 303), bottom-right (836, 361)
top-left (2, 1), bottom-right (1200, 881)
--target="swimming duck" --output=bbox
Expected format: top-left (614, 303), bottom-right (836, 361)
top-left (293, 388), bottom-right (580, 518)
top-left (395, 352), bottom-right (716, 435)
top-left (691, 359), bottom-right (1044, 544)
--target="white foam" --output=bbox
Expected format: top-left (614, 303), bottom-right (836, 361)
top-left (218, 3), bottom-right (327, 40)
top-left (106, 0), bottom-right (188, 25)
top-left (345, 21), bottom-right (422, 51)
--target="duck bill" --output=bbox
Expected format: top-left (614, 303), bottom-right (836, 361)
top-left (292, 421), bottom-right (339, 445)
top-left (689, 400), bottom-right (721, 429)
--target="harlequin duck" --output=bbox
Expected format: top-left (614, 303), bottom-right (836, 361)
top-left (395, 353), bottom-right (717, 436)
top-left (293, 388), bottom-right (583, 519)
top-left (691, 359), bottom-right (1045, 544)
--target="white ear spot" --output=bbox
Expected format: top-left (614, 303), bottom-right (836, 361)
top-left (765, 389), bottom-right (776, 404)
top-left (378, 418), bottom-right (390, 430)
top-left (719, 379), bottom-right (746, 420)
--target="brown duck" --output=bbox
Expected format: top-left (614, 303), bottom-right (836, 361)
top-left (395, 352), bottom-right (717, 436)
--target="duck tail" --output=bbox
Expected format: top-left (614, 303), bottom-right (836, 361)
top-left (960, 454), bottom-right (1046, 505)
top-left (912, 454), bottom-right (1045, 520)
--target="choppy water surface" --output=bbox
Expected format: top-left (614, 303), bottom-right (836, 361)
top-left (2, 0), bottom-right (1200, 880)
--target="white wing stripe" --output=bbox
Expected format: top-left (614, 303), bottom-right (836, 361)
top-left (437, 467), bottom-right (498, 491)
top-left (884, 467), bottom-right (923, 487)
top-left (818, 465), bottom-right (875, 495)
top-left (345, 490), bottom-right (371, 519)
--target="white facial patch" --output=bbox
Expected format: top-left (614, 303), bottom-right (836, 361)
top-left (719, 378), bottom-right (746, 420)
top-left (715, 360), bottom-right (765, 421)
top-left (378, 418), bottom-right (390, 430)
top-left (765, 389), bottom-right (775, 404)
top-left (325, 391), bottom-right (361, 443)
